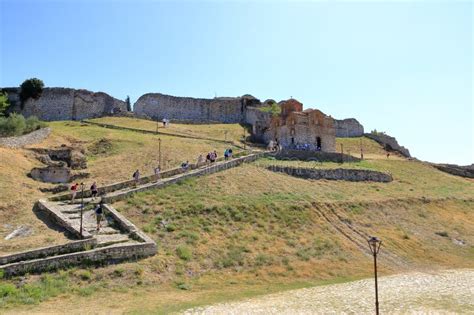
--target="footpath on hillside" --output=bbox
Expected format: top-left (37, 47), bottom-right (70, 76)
top-left (184, 269), bottom-right (474, 314)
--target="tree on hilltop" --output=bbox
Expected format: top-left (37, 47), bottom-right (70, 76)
top-left (20, 78), bottom-right (44, 108)
top-left (126, 95), bottom-right (131, 111)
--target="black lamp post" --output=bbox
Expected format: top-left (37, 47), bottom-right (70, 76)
top-left (80, 182), bottom-right (84, 238)
top-left (368, 236), bottom-right (382, 315)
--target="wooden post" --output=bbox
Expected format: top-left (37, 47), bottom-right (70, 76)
top-left (340, 143), bottom-right (344, 164)
top-left (360, 138), bottom-right (363, 160)
top-left (158, 138), bottom-right (162, 169)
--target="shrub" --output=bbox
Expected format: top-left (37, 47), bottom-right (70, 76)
top-left (0, 91), bottom-right (10, 116)
top-left (20, 78), bottom-right (44, 105)
top-left (75, 269), bottom-right (92, 281)
top-left (176, 245), bottom-right (192, 261)
top-left (25, 116), bottom-right (46, 133)
top-left (0, 113), bottom-right (26, 136)
top-left (0, 283), bottom-right (17, 297)
top-left (435, 231), bottom-right (449, 238)
top-left (254, 254), bottom-right (274, 267)
top-left (0, 114), bottom-right (46, 137)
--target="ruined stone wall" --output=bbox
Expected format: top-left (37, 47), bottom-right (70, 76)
top-left (364, 133), bottom-right (411, 157)
top-left (245, 107), bottom-right (272, 142)
top-left (335, 118), bottom-right (364, 137)
top-left (134, 93), bottom-right (251, 123)
top-left (3, 88), bottom-right (127, 121)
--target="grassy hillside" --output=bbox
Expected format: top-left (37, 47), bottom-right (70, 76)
top-left (89, 116), bottom-right (246, 144)
top-left (1, 118), bottom-right (473, 313)
top-left (0, 120), bottom-right (242, 255)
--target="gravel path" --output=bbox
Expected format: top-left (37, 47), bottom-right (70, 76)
top-left (184, 269), bottom-right (474, 314)
top-left (0, 127), bottom-right (51, 148)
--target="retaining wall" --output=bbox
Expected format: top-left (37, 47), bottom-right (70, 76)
top-left (35, 200), bottom-right (93, 239)
top-left (267, 165), bottom-right (393, 182)
top-left (0, 241), bottom-right (156, 277)
top-left (275, 149), bottom-right (360, 163)
top-left (0, 239), bottom-right (97, 266)
top-left (102, 152), bottom-right (266, 203)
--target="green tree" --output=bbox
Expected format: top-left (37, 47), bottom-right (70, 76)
top-left (20, 78), bottom-right (44, 106)
top-left (125, 95), bottom-right (131, 111)
top-left (0, 91), bottom-right (9, 116)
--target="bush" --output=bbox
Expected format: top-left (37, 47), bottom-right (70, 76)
top-left (176, 245), bottom-right (192, 261)
top-left (0, 114), bottom-right (46, 137)
top-left (20, 78), bottom-right (44, 105)
top-left (0, 113), bottom-right (26, 136)
top-left (0, 91), bottom-right (10, 116)
top-left (25, 116), bottom-right (46, 133)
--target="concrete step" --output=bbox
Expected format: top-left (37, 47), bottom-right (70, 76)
top-left (95, 234), bottom-right (131, 246)
top-left (85, 226), bottom-right (119, 235)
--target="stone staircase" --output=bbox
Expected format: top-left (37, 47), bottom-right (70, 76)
top-left (0, 151), bottom-right (266, 276)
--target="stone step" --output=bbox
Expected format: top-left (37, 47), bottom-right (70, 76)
top-left (95, 234), bottom-right (131, 246)
top-left (85, 226), bottom-right (119, 235)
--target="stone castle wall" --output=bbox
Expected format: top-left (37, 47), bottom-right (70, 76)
top-left (3, 88), bottom-right (127, 121)
top-left (334, 118), bottom-right (364, 137)
top-left (134, 93), bottom-right (260, 123)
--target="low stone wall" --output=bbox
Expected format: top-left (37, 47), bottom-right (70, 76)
top-left (103, 204), bottom-right (156, 244)
top-left (267, 165), bottom-right (393, 182)
top-left (102, 152), bottom-right (266, 203)
top-left (274, 149), bottom-right (360, 163)
top-left (35, 200), bottom-right (93, 239)
top-left (50, 151), bottom-right (249, 202)
top-left (0, 241), bottom-right (156, 277)
top-left (0, 127), bottom-right (51, 149)
top-left (0, 239), bottom-right (96, 265)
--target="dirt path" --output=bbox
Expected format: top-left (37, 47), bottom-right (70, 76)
top-left (184, 269), bottom-right (474, 314)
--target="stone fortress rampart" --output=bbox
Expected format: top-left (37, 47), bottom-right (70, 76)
top-left (2, 87), bottom-right (127, 121)
top-left (1, 86), bottom-right (364, 138)
top-left (133, 93), bottom-right (261, 123)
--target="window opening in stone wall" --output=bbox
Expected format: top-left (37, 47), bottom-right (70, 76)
top-left (291, 137), bottom-right (295, 144)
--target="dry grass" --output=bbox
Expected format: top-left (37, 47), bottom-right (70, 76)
top-left (0, 120), bottom-right (242, 254)
top-left (89, 116), bottom-right (246, 143)
top-left (1, 118), bottom-right (473, 313)
top-left (0, 148), bottom-right (69, 255)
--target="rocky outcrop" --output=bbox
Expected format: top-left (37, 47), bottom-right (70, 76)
top-left (335, 118), bottom-right (364, 137)
top-left (30, 166), bottom-right (71, 183)
top-left (432, 164), bottom-right (474, 178)
top-left (3, 87), bottom-right (127, 121)
top-left (134, 93), bottom-right (260, 123)
top-left (364, 133), bottom-right (411, 157)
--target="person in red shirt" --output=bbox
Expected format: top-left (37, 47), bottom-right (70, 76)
top-left (70, 183), bottom-right (79, 204)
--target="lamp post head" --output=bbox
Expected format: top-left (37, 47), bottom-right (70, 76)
top-left (368, 236), bottom-right (382, 255)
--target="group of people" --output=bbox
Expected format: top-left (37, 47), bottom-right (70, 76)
top-left (69, 146), bottom-right (240, 230)
top-left (70, 181), bottom-right (103, 231)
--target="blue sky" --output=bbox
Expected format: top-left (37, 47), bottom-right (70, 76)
top-left (1, 0), bottom-right (472, 164)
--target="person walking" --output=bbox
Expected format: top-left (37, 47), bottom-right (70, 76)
top-left (70, 182), bottom-right (79, 204)
top-left (90, 182), bottom-right (98, 200)
top-left (94, 201), bottom-right (104, 231)
top-left (132, 169), bottom-right (140, 186)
